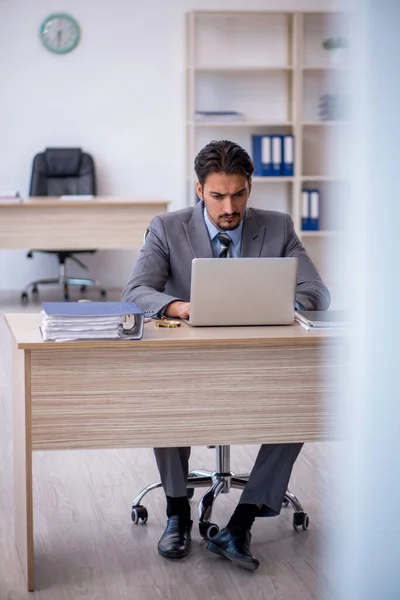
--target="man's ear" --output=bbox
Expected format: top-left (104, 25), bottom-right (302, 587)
top-left (248, 177), bottom-right (252, 197)
top-left (196, 181), bottom-right (203, 201)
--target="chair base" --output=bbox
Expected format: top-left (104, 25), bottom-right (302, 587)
top-left (21, 277), bottom-right (107, 303)
top-left (21, 254), bottom-right (106, 302)
top-left (131, 446), bottom-right (309, 538)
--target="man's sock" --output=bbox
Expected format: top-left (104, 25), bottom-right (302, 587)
top-left (227, 503), bottom-right (259, 536)
top-left (166, 495), bottom-right (191, 523)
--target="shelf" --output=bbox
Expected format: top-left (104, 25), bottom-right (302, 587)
top-left (190, 10), bottom-right (294, 15)
top-left (192, 66), bottom-right (293, 72)
top-left (186, 8), bottom-right (350, 290)
top-left (252, 176), bottom-right (294, 183)
top-left (185, 175), bottom-right (293, 183)
top-left (301, 230), bottom-right (345, 238)
top-left (301, 176), bottom-right (347, 182)
top-left (187, 174), bottom-right (345, 183)
top-left (189, 121), bottom-right (294, 128)
top-left (302, 121), bottom-right (353, 127)
top-left (302, 65), bottom-right (352, 71)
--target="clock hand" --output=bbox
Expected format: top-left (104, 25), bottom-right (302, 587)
top-left (57, 29), bottom-right (62, 48)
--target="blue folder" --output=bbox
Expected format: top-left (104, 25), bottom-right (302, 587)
top-left (309, 190), bottom-right (320, 230)
top-left (301, 190), bottom-right (311, 231)
top-left (252, 135), bottom-right (273, 176)
top-left (282, 135), bottom-right (294, 176)
top-left (42, 301), bottom-right (143, 317)
top-left (271, 135), bottom-right (283, 176)
top-left (301, 189), bottom-right (320, 231)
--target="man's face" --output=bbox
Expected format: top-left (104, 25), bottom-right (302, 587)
top-left (196, 172), bottom-right (251, 232)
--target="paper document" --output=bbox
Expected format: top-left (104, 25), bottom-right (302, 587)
top-left (59, 195), bottom-right (94, 201)
top-left (0, 191), bottom-right (21, 203)
top-left (295, 310), bottom-right (348, 331)
top-left (194, 111), bottom-right (243, 122)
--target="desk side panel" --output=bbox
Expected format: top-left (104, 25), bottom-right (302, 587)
top-left (0, 203), bottom-right (167, 249)
top-left (12, 344), bottom-right (34, 590)
top-left (30, 343), bottom-right (341, 450)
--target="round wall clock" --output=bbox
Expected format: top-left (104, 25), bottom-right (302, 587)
top-left (40, 13), bottom-right (80, 54)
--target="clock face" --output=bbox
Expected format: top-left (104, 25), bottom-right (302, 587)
top-left (40, 13), bottom-right (80, 54)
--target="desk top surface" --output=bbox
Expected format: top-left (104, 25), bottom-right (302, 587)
top-left (5, 313), bottom-right (342, 350)
top-left (0, 196), bottom-right (170, 208)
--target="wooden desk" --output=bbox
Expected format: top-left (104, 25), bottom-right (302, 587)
top-left (5, 313), bottom-right (343, 590)
top-left (0, 197), bottom-right (169, 250)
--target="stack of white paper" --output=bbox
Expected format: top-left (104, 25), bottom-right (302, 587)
top-left (41, 312), bottom-right (123, 341)
top-left (0, 191), bottom-right (21, 204)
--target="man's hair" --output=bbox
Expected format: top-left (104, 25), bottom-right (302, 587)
top-left (194, 140), bottom-right (254, 187)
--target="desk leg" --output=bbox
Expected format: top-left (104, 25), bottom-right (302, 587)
top-left (13, 346), bottom-right (34, 591)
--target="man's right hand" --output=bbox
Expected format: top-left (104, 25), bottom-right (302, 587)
top-left (164, 301), bottom-right (190, 320)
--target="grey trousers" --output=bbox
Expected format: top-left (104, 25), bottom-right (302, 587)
top-left (154, 443), bottom-right (303, 517)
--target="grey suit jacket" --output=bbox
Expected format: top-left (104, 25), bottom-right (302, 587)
top-left (122, 201), bottom-right (330, 316)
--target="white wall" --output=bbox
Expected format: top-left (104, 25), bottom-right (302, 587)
top-left (0, 0), bottom-right (343, 291)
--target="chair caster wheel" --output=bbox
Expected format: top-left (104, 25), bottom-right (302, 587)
top-left (131, 505), bottom-right (148, 525)
top-left (282, 497), bottom-right (290, 508)
top-left (100, 289), bottom-right (107, 298)
top-left (199, 522), bottom-right (219, 540)
top-left (21, 292), bottom-right (29, 305)
top-left (293, 512), bottom-right (309, 531)
top-left (187, 488), bottom-right (195, 500)
top-left (32, 285), bottom-right (39, 297)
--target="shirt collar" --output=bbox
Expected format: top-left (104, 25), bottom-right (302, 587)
top-left (203, 206), bottom-right (244, 248)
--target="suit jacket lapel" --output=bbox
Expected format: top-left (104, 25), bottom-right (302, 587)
top-left (183, 201), bottom-right (213, 259)
top-left (241, 208), bottom-right (266, 257)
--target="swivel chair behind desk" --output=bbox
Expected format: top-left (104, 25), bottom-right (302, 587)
top-left (130, 232), bottom-right (310, 539)
top-left (22, 147), bottom-right (106, 303)
top-left (131, 446), bottom-right (310, 539)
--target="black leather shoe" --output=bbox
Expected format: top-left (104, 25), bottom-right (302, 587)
top-left (157, 515), bottom-right (192, 559)
top-left (206, 527), bottom-right (260, 571)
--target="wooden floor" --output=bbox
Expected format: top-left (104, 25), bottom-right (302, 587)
top-left (0, 290), bottom-right (338, 600)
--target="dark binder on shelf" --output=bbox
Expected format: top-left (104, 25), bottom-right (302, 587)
top-left (252, 135), bottom-right (273, 176)
top-left (41, 301), bottom-right (145, 341)
top-left (301, 189), bottom-right (320, 231)
top-left (282, 135), bottom-right (294, 176)
top-left (271, 135), bottom-right (283, 176)
top-left (302, 190), bottom-right (311, 230)
top-left (309, 190), bottom-right (320, 230)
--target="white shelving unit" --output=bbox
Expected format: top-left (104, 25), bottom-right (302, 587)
top-left (186, 10), bottom-right (351, 287)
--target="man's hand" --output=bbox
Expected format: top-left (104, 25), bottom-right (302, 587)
top-left (164, 301), bottom-right (190, 320)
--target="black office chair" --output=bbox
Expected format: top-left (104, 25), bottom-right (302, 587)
top-left (131, 445), bottom-right (309, 538)
top-left (21, 147), bottom-right (106, 303)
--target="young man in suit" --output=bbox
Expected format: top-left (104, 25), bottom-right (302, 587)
top-left (122, 140), bottom-right (330, 571)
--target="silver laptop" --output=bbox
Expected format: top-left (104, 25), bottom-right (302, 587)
top-left (186, 257), bottom-right (298, 327)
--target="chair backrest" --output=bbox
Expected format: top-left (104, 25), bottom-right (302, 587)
top-left (29, 148), bottom-right (96, 196)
